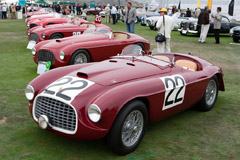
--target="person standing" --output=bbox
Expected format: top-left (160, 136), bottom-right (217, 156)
top-left (10, 3), bottom-right (16, 19)
top-left (198, 6), bottom-right (210, 43)
top-left (0, 3), bottom-right (2, 19)
top-left (2, 3), bottom-right (7, 19)
top-left (156, 8), bottom-right (174, 53)
top-left (76, 3), bottom-right (81, 16)
top-left (55, 4), bottom-right (61, 13)
top-left (185, 8), bottom-right (191, 17)
top-left (211, 7), bottom-right (222, 44)
top-left (105, 4), bottom-right (110, 23)
top-left (111, 4), bottom-right (117, 24)
top-left (125, 2), bottom-right (136, 33)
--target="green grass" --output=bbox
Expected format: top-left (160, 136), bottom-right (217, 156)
top-left (0, 16), bottom-right (240, 160)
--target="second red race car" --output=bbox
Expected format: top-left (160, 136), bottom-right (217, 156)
top-left (31, 28), bottom-right (150, 68)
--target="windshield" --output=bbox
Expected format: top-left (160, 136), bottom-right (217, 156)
top-left (116, 45), bottom-right (170, 67)
top-left (83, 28), bottom-right (111, 36)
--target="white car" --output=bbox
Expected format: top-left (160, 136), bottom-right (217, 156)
top-left (146, 12), bottom-right (196, 30)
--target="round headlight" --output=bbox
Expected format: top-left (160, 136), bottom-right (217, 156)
top-left (59, 51), bottom-right (65, 60)
top-left (32, 48), bottom-right (36, 55)
top-left (88, 104), bottom-right (101, 122)
top-left (40, 23), bottom-right (43, 27)
top-left (27, 30), bottom-right (30, 36)
top-left (27, 22), bottom-right (30, 26)
top-left (42, 33), bottom-right (45, 39)
top-left (25, 85), bottom-right (34, 100)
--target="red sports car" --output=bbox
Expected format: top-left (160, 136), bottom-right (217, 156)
top-left (25, 45), bottom-right (224, 155)
top-left (27, 23), bottom-right (110, 50)
top-left (31, 29), bottom-right (149, 67)
top-left (26, 8), bottom-right (53, 18)
top-left (26, 13), bottom-right (58, 26)
top-left (28, 16), bottom-right (87, 30)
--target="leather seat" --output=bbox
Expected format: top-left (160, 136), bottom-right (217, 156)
top-left (153, 55), bottom-right (171, 62)
top-left (113, 33), bottom-right (129, 39)
top-left (175, 59), bottom-right (197, 71)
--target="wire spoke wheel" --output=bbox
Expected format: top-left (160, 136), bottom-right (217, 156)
top-left (73, 53), bottom-right (88, 64)
top-left (205, 79), bottom-right (217, 106)
top-left (121, 110), bottom-right (143, 147)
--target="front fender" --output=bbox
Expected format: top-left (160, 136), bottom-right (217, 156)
top-left (91, 76), bottom-right (165, 131)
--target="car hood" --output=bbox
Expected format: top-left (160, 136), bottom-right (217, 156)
top-left (39, 33), bottom-right (109, 49)
top-left (233, 26), bottom-right (240, 31)
top-left (66, 58), bottom-right (169, 86)
top-left (32, 23), bottom-right (76, 34)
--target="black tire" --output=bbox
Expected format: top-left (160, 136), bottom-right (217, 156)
top-left (135, 42), bottom-right (145, 51)
top-left (69, 50), bottom-right (90, 65)
top-left (107, 100), bottom-right (148, 155)
top-left (233, 37), bottom-right (239, 43)
top-left (197, 75), bottom-right (219, 112)
top-left (49, 33), bottom-right (63, 39)
top-left (149, 26), bottom-right (154, 30)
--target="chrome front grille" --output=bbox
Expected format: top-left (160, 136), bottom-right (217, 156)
top-left (30, 33), bottom-right (39, 42)
top-left (183, 23), bottom-right (189, 30)
top-left (37, 50), bottom-right (55, 64)
top-left (34, 96), bottom-right (76, 132)
top-left (30, 23), bottom-right (38, 29)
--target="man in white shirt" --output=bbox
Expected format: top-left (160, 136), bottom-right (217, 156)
top-left (111, 4), bottom-right (117, 24)
top-left (156, 8), bottom-right (174, 53)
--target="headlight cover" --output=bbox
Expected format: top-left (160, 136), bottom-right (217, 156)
top-left (32, 47), bottom-right (36, 55)
top-left (88, 104), bottom-right (101, 122)
top-left (25, 85), bottom-right (34, 100)
top-left (42, 32), bottom-right (45, 39)
top-left (59, 51), bottom-right (65, 60)
top-left (40, 23), bottom-right (43, 27)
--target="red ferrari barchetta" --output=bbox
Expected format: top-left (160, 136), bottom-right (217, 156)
top-left (27, 21), bottom-right (108, 50)
top-left (25, 45), bottom-right (224, 155)
top-left (31, 29), bottom-right (149, 67)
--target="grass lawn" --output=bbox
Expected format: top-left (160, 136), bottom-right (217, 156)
top-left (0, 16), bottom-right (239, 160)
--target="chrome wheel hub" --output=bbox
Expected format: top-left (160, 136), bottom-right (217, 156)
top-left (121, 110), bottom-right (143, 147)
top-left (205, 79), bottom-right (217, 106)
top-left (74, 53), bottom-right (88, 64)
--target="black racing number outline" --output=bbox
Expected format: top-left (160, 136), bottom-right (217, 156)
top-left (164, 76), bottom-right (185, 107)
top-left (174, 76), bottom-right (185, 103)
top-left (164, 78), bottom-right (176, 106)
top-left (45, 77), bottom-right (72, 95)
top-left (44, 77), bottom-right (89, 101)
top-left (56, 80), bottom-right (88, 101)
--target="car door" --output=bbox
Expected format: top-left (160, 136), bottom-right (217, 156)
top-left (220, 16), bottom-right (230, 33)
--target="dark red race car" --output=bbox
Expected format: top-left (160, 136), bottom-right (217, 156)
top-left (26, 13), bottom-right (58, 27)
top-left (27, 22), bottom-right (108, 50)
top-left (27, 16), bottom-right (87, 30)
top-left (31, 29), bottom-right (149, 68)
top-left (25, 45), bottom-right (224, 155)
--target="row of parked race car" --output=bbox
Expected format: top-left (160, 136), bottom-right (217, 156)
top-left (135, 8), bottom-right (240, 42)
top-left (25, 9), bottom-right (225, 155)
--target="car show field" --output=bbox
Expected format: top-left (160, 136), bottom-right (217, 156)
top-left (0, 16), bottom-right (240, 159)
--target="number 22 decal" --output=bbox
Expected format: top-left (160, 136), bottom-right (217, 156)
top-left (44, 76), bottom-right (94, 101)
top-left (160, 75), bottom-right (186, 110)
top-left (73, 32), bottom-right (81, 36)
